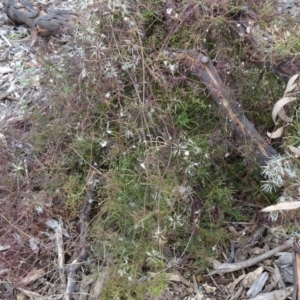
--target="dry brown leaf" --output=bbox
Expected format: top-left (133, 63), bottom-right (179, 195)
top-left (261, 201), bottom-right (300, 212)
top-left (16, 292), bottom-right (27, 300)
top-left (288, 146), bottom-right (300, 156)
top-left (203, 283), bottom-right (216, 294)
top-left (19, 268), bottom-right (45, 285)
top-left (24, 61), bottom-right (41, 68)
top-left (267, 126), bottom-right (284, 139)
top-left (277, 108), bottom-right (293, 123)
top-left (284, 73), bottom-right (299, 96)
top-left (16, 287), bottom-right (41, 299)
top-left (227, 274), bottom-right (245, 294)
top-left (250, 247), bottom-right (265, 255)
top-left (272, 97), bottom-right (296, 123)
top-left (242, 266), bottom-right (264, 288)
top-left (161, 271), bottom-right (193, 287)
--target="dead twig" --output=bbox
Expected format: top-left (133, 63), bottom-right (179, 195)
top-left (63, 171), bottom-right (97, 300)
top-left (56, 219), bottom-right (66, 286)
top-left (209, 243), bottom-right (292, 275)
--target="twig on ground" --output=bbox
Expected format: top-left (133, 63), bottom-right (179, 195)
top-left (63, 170), bottom-right (97, 299)
top-left (0, 33), bottom-right (12, 47)
top-left (56, 219), bottom-right (66, 286)
top-left (209, 243), bottom-right (292, 275)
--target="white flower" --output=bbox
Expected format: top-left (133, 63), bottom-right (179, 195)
top-left (104, 61), bottom-right (118, 78)
top-left (153, 227), bottom-right (166, 244)
top-left (168, 213), bottom-right (183, 230)
top-left (193, 146), bottom-right (202, 155)
top-left (185, 162), bottom-right (201, 175)
top-left (76, 134), bottom-right (84, 142)
top-left (166, 8), bottom-right (173, 15)
top-left (168, 63), bottom-right (176, 75)
top-left (288, 231), bottom-right (300, 245)
top-left (11, 162), bottom-right (24, 175)
top-left (277, 195), bottom-right (286, 203)
top-left (261, 181), bottom-right (277, 193)
top-left (268, 211), bottom-right (279, 222)
top-left (123, 128), bottom-right (134, 138)
top-left (172, 142), bottom-right (188, 156)
top-left (99, 140), bottom-right (108, 147)
top-left (283, 162), bottom-right (297, 179)
top-left (173, 185), bottom-right (193, 201)
top-left (106, 123), bottom-right (112, 134)
top-left (146, 249), bottom-right (164, 263)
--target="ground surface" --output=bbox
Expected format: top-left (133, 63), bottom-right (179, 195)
top-left (0, 1), bottom-right (299, 299)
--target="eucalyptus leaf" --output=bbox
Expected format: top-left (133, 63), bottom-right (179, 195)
top-left (284, 73), bottom-right (299, 96)
top-left (267, 126), bottom-right (284, 139)
top-left (272, 97), bottom-right (296, 123)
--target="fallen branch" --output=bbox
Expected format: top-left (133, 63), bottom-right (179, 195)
top-left (63, 171), bottom-right (97, 300)
top-left (56, 220), bottom-right (66, 286)
top-left (169, 49), bottom-right (278, 166)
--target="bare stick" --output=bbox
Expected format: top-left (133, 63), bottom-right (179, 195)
top-left (208, 243), bottom-right (291, 275)
top-left (64, 171), bottom-right (97, 299)
top-left (56, 219), bottom-right (66, 286)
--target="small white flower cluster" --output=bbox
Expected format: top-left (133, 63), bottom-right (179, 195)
top-left (172, 138), bottom-right (202, 157)
top-left (167, 213), bottom-right (184, 230)
top-left (172, 141), bottom-right (189, 157)
top-left (76, 0), bottom-right (144, 84)
top-left (172, 137), bottom-right (212, 179)
top-left (117, 257), bottom-right (133, 281)
top-left (105, 0), bottom-right (130, 19)
top-left (163, 60), bottom-right (178, 75)
top-left (261, 154), bottom-right (300, 221)
top-left (146, 249), bottom-right (165, 263)
top-left (121, 55), bottom-right (141, 71)
top-left (288, 231), bottom-right (300, 246)
top-left (165, 7), bottom-right (179, 19)
top-left (262, 155), bottom-right (298, 187)
top-left (152, 227), bottom-right (167, 245)
top-left (172, 185), bottom-right (194, 202)
top-left (104, 61), bottom-right (119, 79)
top-left (90, 42), bottom-right (108, 59)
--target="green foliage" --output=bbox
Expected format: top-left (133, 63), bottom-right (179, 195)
top-left (24, 0), bottom-right (288, 298)
top-left (62, 174), bottom-right (85, 211)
